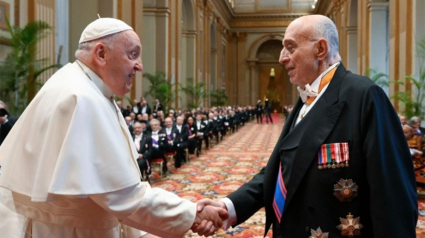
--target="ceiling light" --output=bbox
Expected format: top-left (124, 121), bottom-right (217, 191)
top-left (312, 4), bottom-right (315, 9)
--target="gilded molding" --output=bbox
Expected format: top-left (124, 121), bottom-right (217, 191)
top-left (230, 20), bottom-right (291, 28)
top-left (143, 7), bottom-right (171, 14)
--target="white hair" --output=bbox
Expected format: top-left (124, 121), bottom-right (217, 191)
top-left (75, 32), bottom-right (122, 60)
top-left (312, 17), bottom-right (340, 60)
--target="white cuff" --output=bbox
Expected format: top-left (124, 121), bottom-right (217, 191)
top-left (221, 197), bottom-right (237, 230)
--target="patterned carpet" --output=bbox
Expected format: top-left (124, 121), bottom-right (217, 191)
top-left (150, 114), bottom-right (425, 237)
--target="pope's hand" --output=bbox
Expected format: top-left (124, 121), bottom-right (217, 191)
top-left (191, 199), bottom-right (228, 236)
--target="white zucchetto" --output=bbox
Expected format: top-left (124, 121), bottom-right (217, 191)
top-left (79, 18), bottom-right (133, 43)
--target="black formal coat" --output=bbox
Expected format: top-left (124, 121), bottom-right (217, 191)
top-left (159, 127), bottom-right (178, 153)
top-left (153, 103), bottom-right (163, 112)
top-left (174, 125), bottom-right (189, 148)
top-left (140, 104), bottom-right (152, 117)
top-left (132, 133), bottom-right (152, 158)
top-left (226, 64), bottom-right (417, 237)
top-left (0, 120), bottom-right (13, 146)
top-left (256, 102), bottom-right (263, 115)
top-left (195, 120), bottom-right (207, 139)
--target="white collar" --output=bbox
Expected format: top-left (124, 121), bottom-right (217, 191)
top-left (75, 60), bottom-right (114, 99)
top-left (301, 62), bottom-right (340, 94)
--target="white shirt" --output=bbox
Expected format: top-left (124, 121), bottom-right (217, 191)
top-left (296, 62), bottom-right (340, 124)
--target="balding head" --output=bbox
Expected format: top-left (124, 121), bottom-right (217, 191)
top-left (280, 15), bottom-right (341, 87)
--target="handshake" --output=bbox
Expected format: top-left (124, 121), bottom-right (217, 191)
top-left (191, 199), bottom-right (229, 237)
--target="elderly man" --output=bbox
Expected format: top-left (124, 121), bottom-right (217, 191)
top-left (197, 15), bottom-right (417, 237)
top-left (0, 18), bottom-right (226, 238)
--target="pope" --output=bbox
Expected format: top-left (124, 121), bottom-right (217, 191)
top-left (0, 18), bottom-right (227, 238)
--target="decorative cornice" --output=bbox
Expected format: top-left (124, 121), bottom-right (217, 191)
top-left (234, 31), bottom-right (248, 40)
top-left (230, 20), bottom-right (291, 28)
top-left (233, 13), bottom-right (306, 20)
top-left (143, 7), bottom-right (171, 15)
top-left (246, 58), bottom-right (259, 67)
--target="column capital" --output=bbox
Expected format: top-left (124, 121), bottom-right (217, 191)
top-left (346, 26), bottom-right (357, 34)
top-left (246, 58), bottom-right (259, 68)
top-left (368, 2), bottom-right (388, 11)
top-left (235, 32), bottom-right (247, 41)
top-left (197, 0), bottom-right (204, 10)
top-left (331, 0), bottom-right (346, 13)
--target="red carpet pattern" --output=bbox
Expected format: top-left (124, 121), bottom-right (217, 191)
top-left (150, 114), bottom-right (425, 237)
top-left (150, 115), bottom-right (282, 238)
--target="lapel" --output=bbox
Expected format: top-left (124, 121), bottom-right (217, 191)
top-left (140, 134), bottom-right (147, 148)
top-left (263, 97), bottom-right (304, 233)
top-left (283, 64), bottom-right (348, 209)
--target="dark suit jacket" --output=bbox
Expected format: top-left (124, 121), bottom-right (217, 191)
top-left (153, 103), bottom-right (163, 112)
top-left (0, 120), bottom-right (13, 146)
top-left (132, 133), bottom-right (152, 160)
top-left (174, 125), bottom-right (189, 147)
top-left (227, 64), bottom-right (417, 237)
top-left (140, 105), bottom-right (152, 116)
top-left (0, 113), bottom-right (17, 146)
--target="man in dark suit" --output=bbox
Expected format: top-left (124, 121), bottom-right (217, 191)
top-left (149, 119), bottom-right (167, 173)
top-left (139, 99), bottom-right (152, 117)
top-left (174, 116), bottom-right (189, 168)
top-left (0, 101), bottom-right (18, 147)
top-left (159, 117), bottom-right (177, 154)
top-left (194, 113), bottom-right (207, 154)
top-left (256, 100), bottom-right (263, 123)
top-left (195, 15), bottom-right (417, 237)
top-left (264, 99), bottom-right (273, 124)
top-left (153, 99), bottom-right (163, 114)
top-left (132, 120), bottom-right (152, 181)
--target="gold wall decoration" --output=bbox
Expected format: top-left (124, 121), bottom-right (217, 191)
top-left (0, 1), bottom-right (10, 30)
top-left (230, 20), bottom-right (291, 28)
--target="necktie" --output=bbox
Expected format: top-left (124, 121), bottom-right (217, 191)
top-left (273, 164), bottom-right (287, 223)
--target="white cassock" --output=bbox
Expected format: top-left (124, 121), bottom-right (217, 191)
top-left (0, 61), bottom-right (196, 238)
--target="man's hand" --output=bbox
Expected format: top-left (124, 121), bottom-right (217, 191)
top-left (191, 199), bottom-right (228, 236)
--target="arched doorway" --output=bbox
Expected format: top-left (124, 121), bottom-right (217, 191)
top-left (256, 40), bottom-right (293, 112)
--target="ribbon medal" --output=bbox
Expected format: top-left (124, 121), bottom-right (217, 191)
top-left (318, 142), bottom-right (349, 169)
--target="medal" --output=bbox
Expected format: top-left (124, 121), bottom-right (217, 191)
top-left (317, 143), bottom-right (349, 169)
top-left (336, 213), bottom-right (363, 237)
top-left (309, 227), bottom-right (329, 238)
top-left (333, 179), bottom-right (358, 202)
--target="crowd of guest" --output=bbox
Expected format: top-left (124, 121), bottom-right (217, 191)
top-left (400, 115), bottom-right (425, 166)
top-left (121, 97), bottom-right (261, 181)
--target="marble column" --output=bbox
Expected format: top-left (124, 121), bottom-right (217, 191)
top-left (346, 26), bottom-right (358, 74)
top-left (368, 1), bottom-right (389, 93)
top-left (236, 32), bottom-right (247, 105)
top-left (247, 58), bottom-right (258, 105)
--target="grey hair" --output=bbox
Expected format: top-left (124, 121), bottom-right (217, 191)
top-left (311, 17), bottom-right (340, 60)
top-left (75, 32), bottom-right (122, 60)
top-left (150, 118), bottom-right (160, 126)
top-left (411, 116), bottom-right (420, 121)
